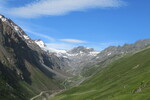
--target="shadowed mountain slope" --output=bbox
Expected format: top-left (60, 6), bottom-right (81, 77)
top-left (0, 14), bottom-right (70, 100)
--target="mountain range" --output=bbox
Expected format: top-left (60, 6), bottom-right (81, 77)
top-left (0, 14), bottom-right (150, 100)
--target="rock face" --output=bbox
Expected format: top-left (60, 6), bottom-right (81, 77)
top-left (0, 14), bottom-right (70, 100)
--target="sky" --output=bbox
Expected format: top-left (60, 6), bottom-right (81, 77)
top-left (0, 0), bottom-right (150, 51)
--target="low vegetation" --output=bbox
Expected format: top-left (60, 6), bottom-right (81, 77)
top-left (49, 48), bottom-right (150, 100)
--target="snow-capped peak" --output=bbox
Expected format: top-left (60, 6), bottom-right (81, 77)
top-left (67, 46), bottom-right (95, 54)
top-left (34, 39), bottom-right (46, 48)
top-left (34, 39), bottom-right (67, 56)
top-left (0, 15), bottom-right (7, 22)
top-left (34, 40), bottom-right (99, 58)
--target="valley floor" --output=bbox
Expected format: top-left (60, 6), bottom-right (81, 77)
top-left (48, 48), bottom-right (150, 100)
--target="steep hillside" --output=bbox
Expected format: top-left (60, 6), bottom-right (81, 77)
top-left (49, 47), bottom-right (150, 100)
top-left (0, 14), bottom-right (70, 99)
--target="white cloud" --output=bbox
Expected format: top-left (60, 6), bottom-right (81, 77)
top-left (24, 28), bottom-right (87, 44)
top-left (24, 29), bottom-right (55, 41)
top-left (23, 29), bottom-right (87, 49)
top-left (60, 39), bottom-right (87, 43)
top-left (9, 0), bottom-right (125, 18)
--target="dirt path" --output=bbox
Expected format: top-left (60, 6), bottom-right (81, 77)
top-left (30, 91), bottom-right (46, 100)
top-left (30, 77), bottom-right (68, 100)
top-left (30, 76), bottom-right (86, 100)
top-left (30, 90), bottom-right (60, 100)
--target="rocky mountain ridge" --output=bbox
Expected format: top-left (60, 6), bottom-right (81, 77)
top-left (0, 14), bottom-right (71, 100)
top-left (34, 40), bottom-right (99, 74)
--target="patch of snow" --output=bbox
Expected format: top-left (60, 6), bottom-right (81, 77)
top-left (23, 35), bottom-right (30, 40)
top-left (28, 41), bottom-right (32, 43)
top-left (89, 51), bottom-right (99, 56)
top-left (80, 51), bottom-right (83, 54)
top-left (45, 48), bottom-right (68, 57)
top-left (66, 53), bottom-right (78, 57)
top-left (63, 56), bottom-right (68, 58)
top-left (0, 15), bottom-right (2, 19)
top-left (14, 26), bottom-right (19, 32)
top-left (108, 53), bottom-right (111, 56)
top-left (35, 40), bottom-right (46, 48)
top-left (35, 39), bottom-right (99, 59)
top-left (0, 15), bottom-right (7, 22)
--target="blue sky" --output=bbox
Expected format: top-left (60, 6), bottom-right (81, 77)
top-left (0, 0), bottom-right (150, 51)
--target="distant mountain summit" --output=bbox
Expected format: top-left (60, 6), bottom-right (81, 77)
top-left (67, 46), bottom-right (95, 54)
top-left (34, 39), bottom-right (46, 48)
top-left (34, 40), bottom-right (99, 57)
top-left (34, 39), bottom-right (100, 74)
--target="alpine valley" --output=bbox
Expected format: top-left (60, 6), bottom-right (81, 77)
top-left (1, 14), bottom-right (150, 100)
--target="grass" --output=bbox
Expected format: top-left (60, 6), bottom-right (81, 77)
top-left (0, 59), bottom-right (63, 100)
top-left (48, 48), bottom-right (150, 100)
top-left (18, 60), bottom-right (64, 99)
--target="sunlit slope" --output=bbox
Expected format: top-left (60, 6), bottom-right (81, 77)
top-left (49, 48), bottom-right (150, 100)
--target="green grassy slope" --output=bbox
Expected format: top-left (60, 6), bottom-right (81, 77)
top-left (49, 48), bottom-right (150, 100)
top-left (24, 60), bottom-right (63, 93)
top-left (0, 60), bottom-right (63, 100)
